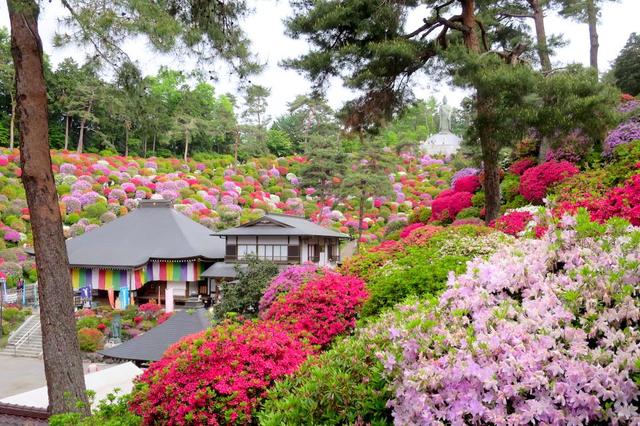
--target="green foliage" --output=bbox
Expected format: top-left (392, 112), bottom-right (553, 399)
top-left (258, 335), bottom-right (392, 425)
top-left (612, 33), bottom-right (640, 96)
top-left (213, 257), bottom-right (279, 319)
top-left (49, 391), bottom-right (141, 426)
top-left (361, 226), bottom-right (508, 317)
top-left (77, 328), bottom-right (104, 352)
top-left (82, 202), bottom-right (108, 219)
top-left (457, 207), bottom-right (480, 219)
top-left (76, 316), bottom-right (100, 330)
top-left (408, 206), bottom-right (432, 223)
top-left (472, 191), bottom-right (486, 208)
top-left (266, 129), bottom-right (293, 157)
top-left (500, 174), bottom-right (521, 203)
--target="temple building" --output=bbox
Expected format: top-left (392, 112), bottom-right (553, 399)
top-left (67, 199), bottom-right (224, 305)
top-left (201, 213), bottom-right (350, 282)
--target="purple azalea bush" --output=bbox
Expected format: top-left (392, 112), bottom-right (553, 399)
top-left (604, 120), bottom-right (640, 156)
top-left (369, 212), bottom-right (640, 424)
top-left (451, 167), bottom-right (480, 186)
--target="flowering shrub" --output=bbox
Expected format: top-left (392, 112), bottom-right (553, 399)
top-left (368, 239), bottom-right (403, 254)
top-left (156, 312), bottom-right (173, 325)
top-left (77, 328), bottom-right (104, 352)
top-left (401, 224), bottom-right (442, 246)
top-left (430, 191), bottom-right (473, 221)
top-left (545, 130), bottom-right (592, 163)
top-left (450, 167), bottom-right (479, 186)
top-left (519, 160), bottom-right (579, 203)
top-left (508, 157), bottom-right (536, 175)
top-left (130, 320), bottom-right (313, 425)
top-left (604, 120), bottom-right (640, 156)
top-left (258, 263), bottom-right (322, 314)
top-left (262, 272), bottom-right (368, 347)
top-left (374, 212), bottom-right (640, 424)
top-left (138, 302), bottom-right (161, 314)
top-left (491, 211), bottom-right (534, 236)
top-left (398, 222), bottom-right (424, 239)
top-left (452, 175), bottom-right (481, 193)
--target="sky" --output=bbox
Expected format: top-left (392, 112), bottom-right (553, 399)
top-left (1, 0), bottom-right (639, 117)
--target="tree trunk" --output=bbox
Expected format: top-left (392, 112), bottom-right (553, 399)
top-left (9, 93), bottom-right (16, 150)
top-left (461, 0), bottom-right (480, 53)
top-left (124, 123), bottom-right (129, 157)
top-left (528, 0), bottom-right (551, 72)
top-left (7, 0), bottom-right (88, 415)
top-left (183, 128), bottom-right (190, 162)
top-left (356, 186), bottom-right (365, 254)
top-left (63, 114), bottom-right (70, 151)
top-left (234, 127), bottom-right (240, 168)
top-left (586, 0), bottom-right (599, 71)
top-left (77, 101), bottom-right (92, 154)
top-left (477, 95), bottom-right (501, 223)
top-left (152, 131), bottom-right (156, 155)
top-left (143, 136), bottom-right (147, 157)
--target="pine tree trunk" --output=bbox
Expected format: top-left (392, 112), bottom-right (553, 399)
top-left (477, 96), bottom-right (501, 223)
top-left (7, 0), bottom-right (88, 415)
top-left (143, 136), bottom-right (147, 157)
top-left (183, 128), bottom-right (190, 162)
top-left (586, 0), bottom-right (599, 71)
top-left (9, 94), bottom-right (16, 150)
top-left (124, 123), bottom-right (129, 157)
top-left (77, 101), bottom-right (91, 154)
top-left (152, 132), bottom-right (156, 155)
top-left (461, 0), bottom-right (480, 52)
top-left (356, 187), bottom-right (365, 254)
top-left (528, 0), bottom-right (551, 72)
top-left (64, 114), bottom-right (69, 151)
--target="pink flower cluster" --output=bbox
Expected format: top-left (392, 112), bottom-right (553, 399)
top-left (372, 214), bottom-right (640, 424)
top-left (491, 211), bottom-right (533, 236)
top-left (452, 175), bottom-right (481, 193)
top-left (258, 263), bottom-right (322, 313)
top-left (519, 160), bottom-right (579, 203)
top-left (431, 191), bottom-right (473, 222)
top-left (262, 272), bottom-right (368, 347)
top-left (508, 157), bottom-right (536, 175)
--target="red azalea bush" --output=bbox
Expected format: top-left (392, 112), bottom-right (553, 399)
top-left (77, 327), bottom-right (104, 352)
top-left (559, 174), bottom-right (640, 226)
top-left (402, 224), bottom-right (443, 246)
top-left (430, 191), bottom-right (473, 222)
top-left (399, 222), bottom-right (425, 239)
top-left (369, 240), bottom-right (403, 254)
top-left (491, 211), bottom-right (533, 236)
top-left (130, 320), bottom-right (312, 425)
top-left (452, 175), bottom-right (481, 193)
top-left (156, 312), bottom-right (173, 325)
top-left (138, 302), bottom-right (162, 314)
top-left (519, 160), bottom-right (579, 203)
top-left (508, 157), bottom-right (536, 175)
top-left (262, 272), bottom-right (368, 347)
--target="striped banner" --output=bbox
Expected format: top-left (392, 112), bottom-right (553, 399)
top-left (71, 268), bottom-right (129, 290)
top-left (72, 261), bottom-right (204, 291)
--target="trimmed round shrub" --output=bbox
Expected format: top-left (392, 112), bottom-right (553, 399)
top-left (453, 175), bottom-right (481, 193)
top-left (431, 191), bottom-right (473, 222)
top-left (259, 264), bottom-right (322, 314)
top-left (76, 316), bottom-right (101, 330)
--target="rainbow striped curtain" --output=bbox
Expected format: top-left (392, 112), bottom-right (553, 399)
top-left (71, 268), bottom-right (129, 290)
top-left (72, 261), bottom-right (204, 291)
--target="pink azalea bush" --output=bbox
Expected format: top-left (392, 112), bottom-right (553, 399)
top-left (519, 160), bottom-right (579, 203)
top-left (508, 157), bottom-right (536, 175)
top-left (452, 175), bottom-right (481, 193)
top-left (258, 263), bottom-right (323, 314)
top-left (431, 191), bottom-right (473, 222)
top-left (130, 320), bottom-right (313, 425)
top-left (262, 272), bottom-right (368, 347)
top-left (371, 212), bottom-right (640, 424)
top-left (491, 211), bottom-right (534, 236)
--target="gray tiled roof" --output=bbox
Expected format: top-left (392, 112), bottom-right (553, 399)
top-left (99, 309), bottom-right (210, 362)
top-left (201, 262), bottom-right (247, 278)
top-left (66, 200), bottom-right (225, 268)
top-left (212, 213), bottom-right (350, 238)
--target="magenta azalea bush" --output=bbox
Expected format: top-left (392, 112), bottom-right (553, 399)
top-left (370, 211), bottom-right (640, 424)
top-left (258, 263), bottom-right (323, 314)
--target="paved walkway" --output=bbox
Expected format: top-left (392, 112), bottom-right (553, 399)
top-left (0, 355), bottom-right (111, 399)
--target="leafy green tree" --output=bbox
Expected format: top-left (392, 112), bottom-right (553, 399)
top-left (213, 257), bottom-right (279, 320)
top-left (612, 33), bottom-right (640, 96)
top-left (239, 84), bottom-right (271, 158)
top-left (555, 0), bottom-right (619, 71)
top-left (266, 129), bottom-right (293, 157)
top-left (0, 28), bottom-right (16, 149)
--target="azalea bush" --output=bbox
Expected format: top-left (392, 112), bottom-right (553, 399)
top-left (519, 160), bottom-right (579, 203)
top-left (77, 327), bottom-right (104, 352)
top-left (430, 191), bottom-right (473, 222)
top-left (130, 319), bottom-right (313, 425)
top-left (604, 119), bottom-right (640, 156)
top-left (258, 263), bottom-right (323, 314)
top-left (491, 210), bottom-right (534, 236)
top-left (261, 272), bottom-right (368, 347)
top-left (374, 211), bottom-right (640, 424)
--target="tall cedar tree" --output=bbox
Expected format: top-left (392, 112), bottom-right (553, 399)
top-left (7, 0), bottom-right (258, 413)
top-left (7, 0), bottom-right (89, 414)
top-left (555, 0), bottom-right (619, 71)
top-left (300, 134), bottom-right (347, 207)
top-left (612, 33), bottom-right (640, 96)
